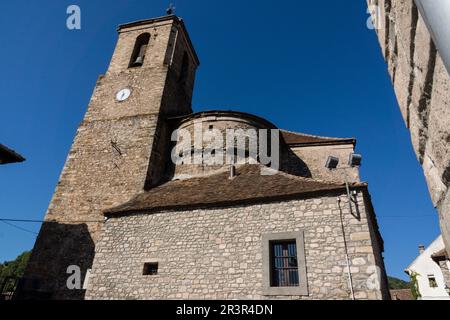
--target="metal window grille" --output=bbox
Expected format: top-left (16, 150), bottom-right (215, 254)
top-left (270, 241), bottom-right (299, 287)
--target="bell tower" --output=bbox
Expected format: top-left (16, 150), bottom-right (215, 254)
top-left (20, 15), bottom-right (199, 299)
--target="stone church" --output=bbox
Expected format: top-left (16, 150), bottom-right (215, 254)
top-left (20, 14), bottom-right (389, 300)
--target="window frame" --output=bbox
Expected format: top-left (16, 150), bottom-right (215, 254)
top-left (262, 231), bottom-right (308, 296)
top-left (427, 275), bottom-right (438, 288)
top-left (128, 33), bottom-right (151, 68)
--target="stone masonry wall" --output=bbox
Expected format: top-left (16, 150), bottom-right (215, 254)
top-left (367, 0), bottom-right (450, 254)
top-left (86, 192), bottom-right (389, 300)
top-left (21, 17), bottom-right (198, 299)
top-left (291, 144), bottom-right (360, 183)
top-left (438, 260), bottom-right (450, 290)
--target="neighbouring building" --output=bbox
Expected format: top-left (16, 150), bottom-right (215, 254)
top-left (20, 14), bottom-right (389, 300)
top-left (390, 289), bottom-right (414, 300)
top-left (0, 144), bottom-right (25, 165)
top-left (405, 235), bottom-right (450, 300)
top-left (431, 246), bottom-right (450, 292)
top-left (366, 0), bottom-right (450, 255)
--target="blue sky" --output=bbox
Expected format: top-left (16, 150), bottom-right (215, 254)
top-left (0, 1), bottom-right (441, 281)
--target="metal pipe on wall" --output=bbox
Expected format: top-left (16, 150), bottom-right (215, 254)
top-left (414, 0), bottom-right (450, 75)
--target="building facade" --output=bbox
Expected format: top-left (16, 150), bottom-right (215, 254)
top-left (22, 15), bottom-right (389, 300)
top-left (405, 236), bottom-right (450, 300)
top-left (367, 0), bottom-right (450, 255)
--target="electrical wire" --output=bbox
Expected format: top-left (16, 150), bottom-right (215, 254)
top-left (0, 218), bottom-right (103, 223)
top-left (0, 220), bottom-right (38, 235)
top-left (0, 218), bottom-right (103, 236)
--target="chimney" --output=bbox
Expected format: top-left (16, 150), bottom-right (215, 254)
top-left (419, 245), bottom-right (425, 254)
top-left (229, 165), bottom-right (236, 179)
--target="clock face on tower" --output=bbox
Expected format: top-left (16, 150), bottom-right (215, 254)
top-left (116, 88), bottom-right (131, 102)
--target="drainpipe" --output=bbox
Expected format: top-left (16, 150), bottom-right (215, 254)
top-left (414, 0), bottom-right (450, 74)
top-left (337, 196), bottom-right (356, 300)
top-left (229, 165), bottom-right (236, 179)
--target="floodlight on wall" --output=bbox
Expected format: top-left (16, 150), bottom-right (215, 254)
top-left (325, 156), bottom-right (339, 170)
top-left (348, 153), bottom-right (362, 167)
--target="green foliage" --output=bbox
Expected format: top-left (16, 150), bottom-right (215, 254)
top-left (409, 271), bottom-right (421, 300)
top-left (0, 251), bottom-right (31, 280)
top-left (387, 276), bottom-right (410, 289)
top-left (0, 251), bottom-right (31, 294)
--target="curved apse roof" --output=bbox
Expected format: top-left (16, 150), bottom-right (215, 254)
top-left (168, 110), bottom-right (356, 147)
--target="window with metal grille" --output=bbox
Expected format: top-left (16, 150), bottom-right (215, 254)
top-left (270, 240), bottom-right (299, 287)
top-left (262, 231), bottom-right (307, 295)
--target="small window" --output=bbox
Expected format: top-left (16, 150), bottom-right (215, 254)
top-left (270, 240), bottom-right (299, 287)
top-left (428, 275), bottom-right (438, 288)
top-left (129, 33), bottom-right (150, 68)
top-left (143, 262), bottom-right (158, 276)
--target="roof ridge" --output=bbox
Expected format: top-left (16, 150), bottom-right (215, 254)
top-left (172, 163), bottom-right (346, 187)
top-left (280, 129), bottom-right (354, 141)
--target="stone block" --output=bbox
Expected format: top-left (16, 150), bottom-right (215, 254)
top-left (350, 232), bottom-right (371, 241)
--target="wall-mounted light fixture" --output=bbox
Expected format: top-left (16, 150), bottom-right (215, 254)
top-left (325, 153), bottom-right (363, 302)
top-left (348, 153), bottom-right (362, 167)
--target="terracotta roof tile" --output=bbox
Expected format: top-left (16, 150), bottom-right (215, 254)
top-left (281, 130), bottom-right (356, 147)
top-left (106, 165), bottom-right (365, 216)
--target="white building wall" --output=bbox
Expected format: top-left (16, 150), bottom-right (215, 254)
top-left (406, 236), bottom-right (450, 300)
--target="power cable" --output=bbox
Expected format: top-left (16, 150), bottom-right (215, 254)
top-left (0, 218), bottom-right (103, 223)
top-left (0, 220), bottom-right (38, 235)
